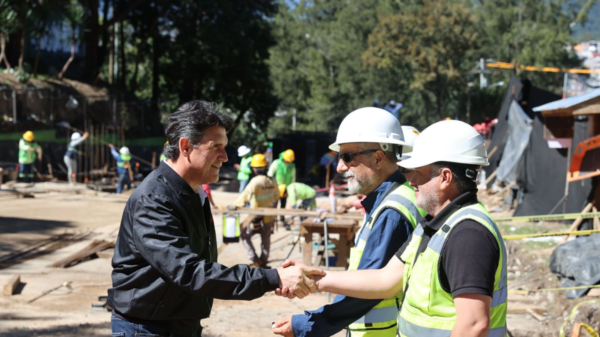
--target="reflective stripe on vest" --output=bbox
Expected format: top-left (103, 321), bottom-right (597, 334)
top-left (398, 203), bottom-right (507, 337)
top-left (348, 181), bottom-right (427, 336)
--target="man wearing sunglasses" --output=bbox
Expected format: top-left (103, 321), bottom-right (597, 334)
top-left (273, 107), bottom-right (427, 337)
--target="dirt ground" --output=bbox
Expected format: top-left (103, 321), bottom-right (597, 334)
top-left (0, 182), bottom-right (598, 336)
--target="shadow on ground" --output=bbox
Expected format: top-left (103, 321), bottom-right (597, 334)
top-left (0, 322), bottom-right (110, 337)
top-left (0, 217), bottom-right (75, 258)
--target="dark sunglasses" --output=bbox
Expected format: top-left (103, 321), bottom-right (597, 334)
top-left (338, 149), bottom-right (378, 163)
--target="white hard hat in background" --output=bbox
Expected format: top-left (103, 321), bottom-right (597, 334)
top-left (120, 147), bottom-right (130, 155)
top-left (398, 126), bottom-right (420, 161)
top-left (399, 120), bottom-right (488, 169)
top-left (71, 132), bottom-right (81, 141)
top-left (329, 107), bottom-right (407, 152)
top-left (237, 145), bottom-right (251, 157)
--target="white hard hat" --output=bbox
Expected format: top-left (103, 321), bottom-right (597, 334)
top-left (238, 145), bottom-right (251, 157)
top-left (329, 107), bottom-right (407, 152)
top-left (398, 126), bottom-right (420, 161)
top-left (399, 120), bottom-right (489, 169)
top-left (71, 132), bottom-right (81, 141)
top-left (120, 147), bottom-right (130, 155)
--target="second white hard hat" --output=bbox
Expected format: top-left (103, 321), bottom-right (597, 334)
top-left (329, 107), bottom-right (407, 152)
top-left (238, 145), bottom-right (251, 157)
top-left (71, 132), bottom-right (82, 141)
top-left (120, 147), bottom-right (130, 155)
top-left (399, 120), bottom-right (489, 169)
top-left (398, 126), bottom-right (420, 160)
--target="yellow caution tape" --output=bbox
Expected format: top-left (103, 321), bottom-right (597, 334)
top-left (487, 62), bottom-right (600, 74)
top-left (580, 323), bottom-right (600, 337)
top-left (504, 229), bottom-right (600, 240)
top-left (494, 212), bottom-right (600, 223)
top-left (509, 284), bottom-right (600, 294)
top-left (559, 300), bottom-right (600, 337)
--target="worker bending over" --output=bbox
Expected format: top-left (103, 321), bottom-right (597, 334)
top-left (18, 131), bottom-right (42, 183)
top-left (283, 182), bottom-right (316, 211)
top-left (279, 120), bottom-right (507, 337)
top-left (234, 154), bottom-right (280, 268)
top-left (273, 108), bottom-right (427, 337)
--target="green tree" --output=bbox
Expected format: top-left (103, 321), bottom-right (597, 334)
top-left (364, 0), bottom-right (479, 121)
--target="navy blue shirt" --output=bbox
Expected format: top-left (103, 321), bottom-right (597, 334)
top-left (291, 170), bottom-right (415, 337)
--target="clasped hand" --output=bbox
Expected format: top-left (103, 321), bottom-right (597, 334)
top-left (276, 259), bottom-right (325, 299)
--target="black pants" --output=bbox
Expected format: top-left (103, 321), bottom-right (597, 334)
top-left (279, 196), bottom-right (287, 222)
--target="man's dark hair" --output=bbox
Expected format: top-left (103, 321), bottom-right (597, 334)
top-left (164, 100), bottom-right (235, 160)
top-left (431, 161), bottom-right (480, 193)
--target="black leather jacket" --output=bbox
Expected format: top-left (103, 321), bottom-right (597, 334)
top-left (108, 162), bottom-right (279, 336)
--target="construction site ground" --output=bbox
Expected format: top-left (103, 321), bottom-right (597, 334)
top-left (0, 183), bottom-right (598, 336)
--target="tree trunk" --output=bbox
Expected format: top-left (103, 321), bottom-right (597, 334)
top-left (130, 18), bottom-right (159, 93)
top-left (108, 22), bottom-right (114, 84)
top-left (18, 27), bottom-right (24, 73)
top-left (58, 35), bottom-right (75, 80)
top-left (33, 32), bottom-right (43, 78)
top-left (98, 0), bottom-right (110, 73)
top-left (151, 26), bottom-right (159, 108)
top-left (84, 0), bottom-right (99, 80)
top-left (119, 21), bottom-right (127, 89)
top-left (0, 33), bottom-right (11, 71)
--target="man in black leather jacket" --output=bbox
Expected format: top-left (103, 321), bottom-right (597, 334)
top-left (108, 100), bottom-right (323, 337)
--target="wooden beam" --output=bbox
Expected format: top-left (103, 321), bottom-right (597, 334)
top-left (526, 308), bottom-right (545, 322)
top-left (573, 103), bottom-right (600, 116)
top-left (3, 275), bottom-right (20, 296)
top-left (507, 304), bottom-right (547, 315)
top-left (562, 202), bottom-right (594, 243)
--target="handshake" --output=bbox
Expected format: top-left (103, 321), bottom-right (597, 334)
top-left (275, 259), bottom-right (326, 299)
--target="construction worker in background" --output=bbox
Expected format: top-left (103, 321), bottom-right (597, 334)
top-left (280, 120), bottom-right (507, 337)
top-left (233, 154), bottom-right (280, 268)
top-left (397, 125), bottom-right (420, 182)
top-left (319, 150), bottom-right (338, 187)
top-left (18, 131), bottom-right (42, 183)
top-left (273, 107), bottom-right (428, 337)
top-left (108, 144), bottom-right (132, 194)
top-left (372, 98), bottom-right (380, 108)
top-left (283, 183), bottom-right (316, 211)
top-left (160, 141), bottom-right (168, 162)
top-left (268, 149), bottom-right (296, 229)
top-left (64, 131), bottom-right (89, 185)
top-left (383, 100), bottom-right (402, 119)
top-left (235, 145), bottom-right (253, 193)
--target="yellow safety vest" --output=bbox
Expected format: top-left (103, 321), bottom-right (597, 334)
top-left (398, 203), bottom-right (507, 337)
top-left (347, 181), bottom-right (427, 337)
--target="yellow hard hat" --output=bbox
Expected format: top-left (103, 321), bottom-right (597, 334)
top-left (250, 154), bottom-right (268, 168)
top-left (278, 184), bottom-right (287, 198)
top-left (23, 131), bottom-right (34, 142)
top-left (282, 149), bottom-right (295, 162)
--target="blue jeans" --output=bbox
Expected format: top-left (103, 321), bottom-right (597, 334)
top-left (117, 172), bottom-right (132, 194)
top-left (239, 179), bottom-right (249, 193)
top-left (18, 163), bottom-right (34, 183)
top-left (111, 314), bottom-right (202, 337)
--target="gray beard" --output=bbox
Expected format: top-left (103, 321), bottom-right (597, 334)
top-left (415, 191), bottom-right (442, 215)
top-left (346, 172), bottom-right (377, 195)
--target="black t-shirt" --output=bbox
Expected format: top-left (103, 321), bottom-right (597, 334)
top-left (396, 219), bottom-right (499, 298)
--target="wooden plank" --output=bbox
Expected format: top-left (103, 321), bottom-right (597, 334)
top-left (587, 288), bottom-right (600, 297)
top-left (50, 240), bottom-right (115, 268)
top-left (213, 207), bottom-right (364, 222)
top-left (507, 304), bottom-right (547, 315)
top-left (562, 202), bottom-right (594, 243)
top-left (3, 275), bottom-right (20, 296)
top-left (485, 170), bottom-right (498, 185)
top-left (526, 308), bottom-right (545, 322)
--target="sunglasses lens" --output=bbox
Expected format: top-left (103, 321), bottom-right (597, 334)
top-left (340, 153), bottom-right (352, 163)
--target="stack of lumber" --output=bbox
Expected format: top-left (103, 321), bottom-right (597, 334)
top-left (49, 240), bottom-right (115, 268)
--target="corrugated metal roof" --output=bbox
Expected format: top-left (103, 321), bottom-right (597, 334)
top-left (532, 88), bottom-right (600, 112)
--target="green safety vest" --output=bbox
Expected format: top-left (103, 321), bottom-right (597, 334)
top-left (398, 203), bottom-right (507, 337)
top-left (118, 153), bottom-right (131, 168)
top-left (237, 156), bottom-right (253, 181)
top-left (160, 153), bottom-right (166, 162)
top-left (347, 181), bottom-right (427, 337)
top-left (275, 157), bottom-right (295, 185)
top-left (18, 139), bottom-right (39, 164)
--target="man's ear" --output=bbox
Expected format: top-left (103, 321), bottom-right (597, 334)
top-left (439, 168), bottom-right (453, 190)
top-left (374, 150), bottom-right (386, 168)
top-left (179, 137), bottom-right (191, 157)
